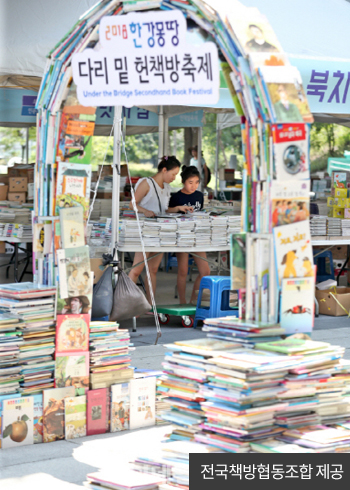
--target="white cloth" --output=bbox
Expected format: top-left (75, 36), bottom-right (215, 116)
top-left (135, 177), bottom-right (171, 214)
top-left (190, 157), bottom-right (206, 169)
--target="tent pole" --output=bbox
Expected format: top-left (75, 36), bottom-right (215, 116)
top-left (111, 106), bottom-right (122, 258)
top-left (163, 113), bottom-right (169, 156)
top-left (215, 126), bottom-right (220, 198)
top-left (197, 127), bottom-right (203, 192)
top-left (158, 106), bottom-right (164, 162)
top-left (26, 128), bottom-right (29, 164)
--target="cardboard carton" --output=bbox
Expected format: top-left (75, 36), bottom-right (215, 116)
top-left (90, 258), bottom-right (106, 284)
top-left (0, 185), bottom-right (8, 200)
top-left (332, 245), bottom-right (348, 260)
top-left (316, 287), bottom-right (350, 316)
top-left (8, 192), bottom-right (26, 204)
top-left (9, 177), bottom-right (27, 192)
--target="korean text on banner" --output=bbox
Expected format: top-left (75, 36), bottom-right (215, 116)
top-left (72, 10), bottom-right (220, 107)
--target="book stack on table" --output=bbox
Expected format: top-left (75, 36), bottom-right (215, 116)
top-left (0, 283), bottom-right (56, 395)
top-left (327, 218), bottom-right (342, 236)
top-left (176, 218), bottom-right (195, 248)
top-left (309, 215), bottom-right (327, 237)
top-left (194, 218), bottom-right (211, 247)
top-left (211, 216), bottom-right (228, 247)
top-left (0, 313), bottom-right (23, 395)
top-left (342, 219), bottom-right (350, 237)
top-left (89, 321), bottom-right (134, 389)
top-left (143, 221), bottom-right (161, 247)
top-left (227, 215), bottom-right (242, 240)
top-left (119, 220), bottom-right (144, 247)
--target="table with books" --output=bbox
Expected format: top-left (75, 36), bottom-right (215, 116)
top-left (0, 237), bottom-right (33, 283)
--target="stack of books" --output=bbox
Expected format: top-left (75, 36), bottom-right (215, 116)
top-left (227, 215), bottom-right (242, 240)
top-left (0, 284), bottom-right (56, 395)
top-left (211, 216), bottom-right (228, 247)
top-left (309, 215), bottom-right (327, 236)
top-left (327, 218), bottom-right (342, 236)
top-left (203, 317), bottom-right (286, 347)
top-left (158, 220), bottom-right (178, 247)
top-left (89, 321), bottom-right (134, 389)
top-left (142, 221), bottom-right (161, 247)
top-left (194, 218), bottom-right (211, 247)
top-left (119, 219), bottom-right (143, 247)
top-left (176, 218), bottom-right (195, 248)
top-left (0, 313), bottom-right (23, 395)
top-left (342, 219), bottom-right (350, 237)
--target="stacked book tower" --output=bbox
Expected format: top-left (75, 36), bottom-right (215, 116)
top-left (0, 313), bottom-right (23, 396)
top-left (0, 283), bottom-right (57, 395)
top-left (89, 321), bottom-right (134, 389)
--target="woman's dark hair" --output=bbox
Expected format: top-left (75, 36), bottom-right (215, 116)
top-left (180, 165), bottom-right (200, 183)
top-left (158, 155), bottom-right (181, 171)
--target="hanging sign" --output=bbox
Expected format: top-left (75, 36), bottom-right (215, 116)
top-left (72, 10), bottom-right (219, 107)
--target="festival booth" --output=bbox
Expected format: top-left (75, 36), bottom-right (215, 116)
top-left (2, 0), bottom-right (350, 477)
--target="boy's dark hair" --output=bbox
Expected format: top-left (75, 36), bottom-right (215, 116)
top-left (180, 165), bottom-right (200, 184)
top-left (158, 155), bottom-right (181, 172)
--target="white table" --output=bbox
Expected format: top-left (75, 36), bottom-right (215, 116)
top-left (0, 237), bottom-right (33, 282)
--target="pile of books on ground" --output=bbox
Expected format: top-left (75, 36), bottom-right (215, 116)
top-left (89, 321), bottom-right (134, 389)
top-left (0, 313), bottom-right (23, 395)
top-left (0, 283), bottom-right (56, 395)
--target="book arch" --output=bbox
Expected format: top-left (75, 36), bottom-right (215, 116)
top-left (35, 0), bottom-right (313, 329)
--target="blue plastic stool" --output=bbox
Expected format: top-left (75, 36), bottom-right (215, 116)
top-left (313, 250), bottom-right (335, 283)
top-left (194, 276), bottom-right (237, 328)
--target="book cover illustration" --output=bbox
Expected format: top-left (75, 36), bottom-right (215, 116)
top-left (55, 162), bottom-right (92, 218)
top-left (56, 293), bottom-right (92, 317)
top-left (260, 67), bottom-right (313, 124)
top-left (230, 233), bottom-right (246, 290)
top-left (272, 124), bottom-right (310, 180)
top-left (65, 395), bottom-right (87, 439)
top-left (87, 388), bottom-right (108, 436)
top-left (55, 352), bottom-right (89, 390)
top-left (33, 393), bottom-right (43, 444)
top-left (57, 245), bottom-right (91, 299)
top-left (280, 277), bottom-right (315, 334)
top-left (59, 206), bottom-right (85, 249)
top-left (271, 180), bottom-right (310, 227)
top-left (332, 172), bottom-right (347, 189)
top-left (110, 383), bottom-right (130, 433)
top-left (129, 377), bottom-right (156, 430)
top-left (43, 386), bottom-right (75, 443)
top-left (33, 223), bottom-right (52, 254)
top-left (56, 314), bottom-right (89, 353)
top-left (273, 221), bottom-right (313, 286)
top-left (2, 396), bottom-right (34, 449)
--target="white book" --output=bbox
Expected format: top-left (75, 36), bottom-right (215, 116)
top-left (2, 396), bottom-right (34, 449)
top-left (129, 377), bottom-right (156, 430)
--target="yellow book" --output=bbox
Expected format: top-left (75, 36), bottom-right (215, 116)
top-left (334, 188), bottom-right (347, 198)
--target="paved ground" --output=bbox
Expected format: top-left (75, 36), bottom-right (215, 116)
top-left (0, 257), bottom-right (349, 487)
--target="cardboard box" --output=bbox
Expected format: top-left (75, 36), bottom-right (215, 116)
top-left (8, 192), bottom-right (26, 204)
top-left (316, 287), bottom-right (350, 316)
top-left (332, 245), bottom-right (348, 260)
top-left (9, 177), bottom-right (27, 192)
top-left (0, 176), bottom-right (9, 185)
top-left (96, 192), bottom-right (112, 199)
top-left (0, 185), bottom-right (8, 201)
top-left (90, 258), bottom-right (106, 284)
top-left (0, 242), bottom-right (5, 254)
top-left (120, 165), bottom-right (128, 177)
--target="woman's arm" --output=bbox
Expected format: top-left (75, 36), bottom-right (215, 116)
top-left (129, 180), bottom-right (155, 217)
top-left (167, 205), bottom-right (194, 213)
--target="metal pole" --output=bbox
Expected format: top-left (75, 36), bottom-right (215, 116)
top-left (197, 127), bottom-right (203, 192)
top-left (163, 113), bottom-right (169, 156)
top-left (173, 130), bottom-right (177, 156)
top-left (158, 106), bottom-right (164, 162)
top-left (215, 127), bottom-right (220, 198)
top-left (111, 106), bottom-right (122, 257)
top-left (26, 128), bottom-right (30, 164)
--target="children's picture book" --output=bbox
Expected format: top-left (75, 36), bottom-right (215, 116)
top-left (1, 396), bottom-right (34, 449)
top-left (54, 220), bottom-right (62, 251)
top-left (33, 223), bottom-right (52, 254)
top-left (129, 377), bottom-right (156, 430)
top-left (55, 162), bottom-right (92, 218)
top-left (332, 172), bottom-right (347, 189)
top-left (111, 383), bottom-right (130, 432)
top-left (271, 180), bottom-right (310, 227)
top-left (55, 352), bottom-right (89, 390)
top-left (280, 277), bottom-right (315, 334)
top-left (56, 294), bottom-right (92, 317)
top-left (272, 124), bottom-right (309, 180)
top-left (65, 395), bottom-right (87, 439)
top-left (273, 221), bottom-right (313, 286)
top-left (56, 245), bottom-right (91, 299)
top-left (56, 314), bottom-right (89, 353)
top-left (43, 386), bottom-right (75, 442)
top-left (59, 206), bottom-right (85, 249)
top-left (33, 393), bottom-right (43, 444)
top-left (230, 233), bottom-right (246, 290)
top-left (87, 388), bottom-right (109, 436)
top-left (260, 67), bottom-right (313, 123)
top-left (56, 105), bottom-right (96, 165)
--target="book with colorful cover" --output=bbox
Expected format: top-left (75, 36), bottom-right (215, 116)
top-left (64, 395), bottom-right (87, 439)
top-left (272, 123), bottom-right (309, 181)
top-left (111, 382), bottom-right (130, 432)
top-left (55, 352), bottom-right (89, 390)
top-left (280, 277), bottom-right (315, 334)
top-left (0, 282), bottom-right (56, 300)
top-left (43, 386), bottom-right (75, 442)
top-left (260, 67), bottom-right (313, 123)
top-left (273, 221), bottom-right (313, 286)
top-left (33, 393), bottom-right (43, 444)
top-left (250, 438), bottom-right (315, 453)
top-left (129, 377), bottom-right (156, 430)
top-left (271, 180), bottom-right (310, 228)
top-left (255, 338), bottom-right (330, 355)
top-left (2, 396), bottom-right (34, 449)
top-left (55, 162), bottom-right (91, 218)
top-left (56, 245), bottom-right (91, 299)
top-left (59, 206), bottom-right (85, 249)
top-left (56, 314), bottom-right (89, 353)
top-left (87, 388), bottom-right (109, 436)
top-left (56, 293), bottom-right (92, 317)
top-left (33, 223), bottom-right (52, 254)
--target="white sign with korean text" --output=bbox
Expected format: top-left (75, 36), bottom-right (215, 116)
top-left (72, 11), bottom-right (219, 107)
